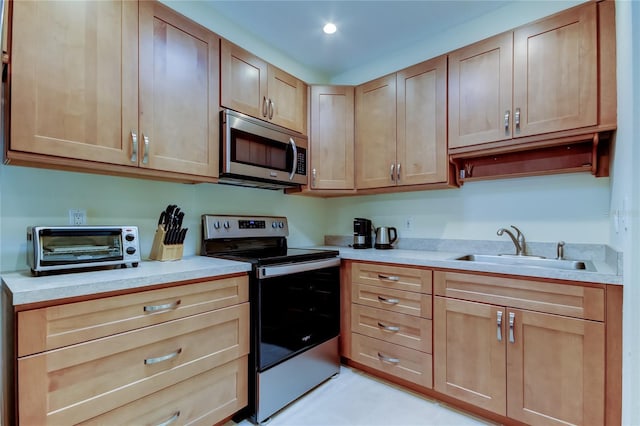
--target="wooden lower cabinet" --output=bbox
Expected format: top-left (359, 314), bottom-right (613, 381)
top-left (434, 271), bottom-right (606, 426)
top-left (15, 275), bottom-right (250, 425)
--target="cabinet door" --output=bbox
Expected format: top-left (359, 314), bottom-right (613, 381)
top-left (268, 65), bottom-right (307, 133)
top-left (448, 32), bottom-right (513, 149)
top-left (396, 56), bottom-right (448, 185)
top-left (220, 40), bottom-right (268, 120)
top-left (434, 296), bottom-right (506, 415)
top-left (506, 308), bottom-right (604, 425)
top-left (355, 74), bottom-right (397, 189)
top-left (513, 3), bottom-right (597, 137)
top-left (10, 0), bottom-right (138, 165)
top-left (138, 2), bottom-right (219, 177)
top-left (309, 86), bottom-right (355, 189)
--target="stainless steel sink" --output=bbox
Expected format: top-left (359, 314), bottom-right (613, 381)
top-left (455, 254), bottom-right (597, 272)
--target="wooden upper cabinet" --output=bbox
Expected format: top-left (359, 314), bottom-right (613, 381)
top-left (309, 86), bottom-right (355, 190)
top-left (10, 0), bottom-right (139, 165)
top-left (138, 2), bottom-right (219, 177)
top-left (220, 40), bottom-right (307, 134)
top-left (220, 40), bottom-right (268, 120)
top-left (355, 74), bottom-right (397, 189)
top-left (449, 2), bottom-right (599, 150)
top-left (397, 56), bottom-right (448, 185)
top-left (513, 3), bottom-right (597, 137)
top-left (448, 32), bottom-right (512, 149)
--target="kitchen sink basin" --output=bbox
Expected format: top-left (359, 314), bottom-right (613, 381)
top-left (455, 254), bottom-right (597, 272)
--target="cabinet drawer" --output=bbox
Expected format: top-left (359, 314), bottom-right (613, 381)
top-left (434, 271), bottom-right (604, 321)
top-left (351, 333), bottom-right (432, 389)
top-left (80, 357), bottom-right (248, 426)
top-left (352, 263), bottom-right (432, 294)
top-left (18, 275), bottom-right (249, 356)
top-left (352, 304), bottom-right (432, 353)
top-left (18, 303), bottom-right (249, 426)
top-left (353, 283), bottom-right (432, 318)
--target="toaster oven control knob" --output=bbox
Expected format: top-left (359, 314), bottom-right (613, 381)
top-left (126, 247), bottom-right (137, 255)
top-left (125, 233), bottom-right (135, 242)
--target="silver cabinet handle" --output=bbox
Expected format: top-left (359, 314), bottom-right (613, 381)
top-left (142, 134), bottom-right (150, 165)
top-left (378, 322), bottom-right (400, 332)
top-left (378, 296), bottom-right (399, 305)
top-left (154, 411), bottom-right (180, 426)
top-left (144, 348), bottom-right (182, 365)
top-left (288, 138), bottom-right (298, 181)
top-left (312, 168), bottom-right (317, 187)
top-left (262, 96), bottom-right (268, 117)
top-left (390, 164), bottom-right (395, 182)
top-left (396, 163), bottom-right (401, 181)
top-left (378, 352), bottom-right (400, 364)
top-left (515, 108), bottom-right (521, 132)
top-left (504, 110), bottom-right (510, 132)
top-left (509, 312), bottom-right (515, 343)
top-left (144, 300), bottom-right (181, 312)
top-left (268, 99), bottom-right (275, 119)
top-left (130, 131), bottom-right (138, 163)
top-left (497, 311), bottom-right (503, 342)
top-left (378, 274), bottom-right (399, 282)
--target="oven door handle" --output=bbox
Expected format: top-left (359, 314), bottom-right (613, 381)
top-left (258, 257), bottom-right (340, 279)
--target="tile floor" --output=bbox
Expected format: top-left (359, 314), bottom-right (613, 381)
top-left (226, 365), bottom-right (494, 426)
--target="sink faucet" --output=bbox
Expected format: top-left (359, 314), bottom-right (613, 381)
top-left (497, 225), bottom-right (526, 255)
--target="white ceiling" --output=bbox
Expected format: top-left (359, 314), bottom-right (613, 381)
top-left (203, 1), bottom-right (509, 77)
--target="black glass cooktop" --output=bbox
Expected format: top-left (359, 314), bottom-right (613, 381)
top-left (208, 247), bottom-right (339, 266)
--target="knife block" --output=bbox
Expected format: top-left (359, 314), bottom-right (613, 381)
top-left (149, 226), bottom-right (184, 261)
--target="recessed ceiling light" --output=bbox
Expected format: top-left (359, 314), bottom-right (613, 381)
top-left (323, 23), bottom-right (337, 34)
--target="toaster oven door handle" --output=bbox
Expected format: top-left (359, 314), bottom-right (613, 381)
top-left (288, 138), bottom-right (298, 181)
top-left (258, 257), bottom-right (340, 279)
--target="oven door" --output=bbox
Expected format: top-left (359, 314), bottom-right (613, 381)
top-left (221, 109), bottom-right (307, 186)
top-left (256, 258), bottom-right (340, 371)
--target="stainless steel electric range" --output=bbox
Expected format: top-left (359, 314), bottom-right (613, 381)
top-left (201, 214), bottom-right (341, 424)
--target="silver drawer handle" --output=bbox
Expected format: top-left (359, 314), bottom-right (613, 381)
top-left (144, 300), bottom-right (181, 312)
top-left (378, 322), bottom-right (400, 332)
top-left (154, 411), bottom-right (180, 426)
top-left (378, 274), bottom-right (399, 282)
top-left (377, 296), bottom-right (399, 305)
top-left (377, 352), bottom-right (400, 364)
top-left (144, 348), bottom-right (182, 365)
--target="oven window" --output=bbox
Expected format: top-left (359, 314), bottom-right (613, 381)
top-left (39, 230), bottom-right (123, 265)
top-left (257, 266), bottom-right (340, 370)
top-left (231, 129), bottom-right (291, 172)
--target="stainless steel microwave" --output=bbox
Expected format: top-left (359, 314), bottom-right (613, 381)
top-left (220, 109), bottom-right (308, 190)
top-left (27, 226), bottom-right (141, 275)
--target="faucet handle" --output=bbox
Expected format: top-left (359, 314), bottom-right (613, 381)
top-left (556, 241), bottom-right (566, 260)
top-left (510, 225), bottom-right (526, 255)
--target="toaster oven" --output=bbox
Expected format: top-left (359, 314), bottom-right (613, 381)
top-left (27, 226), bottom-right (141, 275)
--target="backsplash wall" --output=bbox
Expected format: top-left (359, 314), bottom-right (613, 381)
top-left (0, 164), bottom-right (327, 273)
top-left (324, 173), bottom-right (611, 245)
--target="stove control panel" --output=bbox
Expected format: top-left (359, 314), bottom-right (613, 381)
top-left (202, 215), bottom-right (289, 239)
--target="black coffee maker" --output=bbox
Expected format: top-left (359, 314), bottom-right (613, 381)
top-left (353, 218), bottom-right (373, 249)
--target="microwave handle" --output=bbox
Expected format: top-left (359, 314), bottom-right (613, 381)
top-left (288, 138), bottom-right (298, 180)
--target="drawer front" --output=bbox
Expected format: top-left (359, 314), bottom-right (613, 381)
top-left (18, 303), bottom-right (249, 426)
top-left (353, 283), bottom-right (432, 318)
top-left (434, 271), bottom-right (605, 321)
top-left (352, 262), bottom-right (432, 294)
top-left (352, 304), bottom-right (432, 353)
top-left (351, 333), bottom-right (432, 389)
top-left (80, 357), bottom-right (248, 426)
top-left (18, 275), bottom-right (249, 356)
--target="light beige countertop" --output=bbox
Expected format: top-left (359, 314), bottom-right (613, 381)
top-left (315, 246), bottom-right (622, 285)
top-left (2, 256), bottom-right (252, 306)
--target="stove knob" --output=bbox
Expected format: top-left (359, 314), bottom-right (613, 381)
top-left (223, 221), bottom-right (231, 229)
top-left (272, 222), bottom-right (278, 229)
top-left (213, 221), bottom-right (221, 230)
top-left (278, 221), bottom-right (285, 229)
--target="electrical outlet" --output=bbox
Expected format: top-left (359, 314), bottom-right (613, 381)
top-left (405, 217), bottom-right (413, 230)
top-left (69, 209), bottom-right (87, 225)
